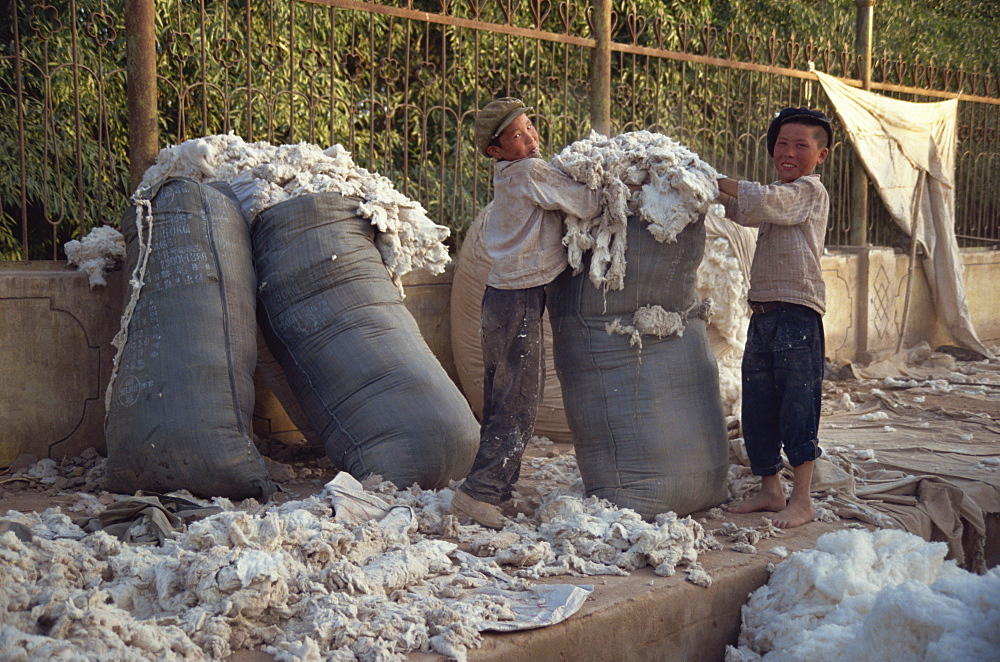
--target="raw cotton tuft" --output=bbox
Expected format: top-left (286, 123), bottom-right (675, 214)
top-left (552, 130), bottom-right (720, 291)
top-left (64, 225), bottom-right (126, 287)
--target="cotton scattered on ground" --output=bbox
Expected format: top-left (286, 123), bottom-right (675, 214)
top-left (64, 225), bottom-right (127, 287)
top-left (4, 352), bottom-right (998, 660)
top-left (726, 528), bottom-right (1000, 662)
top-left (137, 133), bottom-right (451, 288)
top-left (0, 445), bottom-right (714, 662)
top-left (605, 304), bottom-right (691, 348)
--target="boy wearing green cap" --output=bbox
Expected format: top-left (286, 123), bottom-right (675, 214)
top-left (717, 107), bottom-right (833, 529)
top-left (450, 98), bottom-right (602, 529)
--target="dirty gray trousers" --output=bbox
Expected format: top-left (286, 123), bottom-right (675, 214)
top-left (459, 285), bottom-right (546, 505)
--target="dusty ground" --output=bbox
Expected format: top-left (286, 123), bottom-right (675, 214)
top-left (1, 350), bottom-right (998, 661)
top-left (4, 351), bottom-right (996, 513)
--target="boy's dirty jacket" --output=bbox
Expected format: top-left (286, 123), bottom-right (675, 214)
top-left (486, 157), bottom-right (601, 289)
top-left (722, 174), bottom-right (829, 315)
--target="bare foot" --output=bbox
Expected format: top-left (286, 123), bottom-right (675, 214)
top-left (771, 460), bottom-right (817, 528)
top-left (725, 491), bottom-right (786, 515)
top-left (771, 500), bottom-right (814, 529)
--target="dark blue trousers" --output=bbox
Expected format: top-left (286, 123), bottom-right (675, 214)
top-left (741, 303), bottom-right (825, 476)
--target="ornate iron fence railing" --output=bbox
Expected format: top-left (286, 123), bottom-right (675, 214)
top-left (2, 0), bottom-right (997, 259)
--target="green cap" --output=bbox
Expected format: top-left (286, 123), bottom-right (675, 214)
top-left (474, 98), bottom-right (531, 156)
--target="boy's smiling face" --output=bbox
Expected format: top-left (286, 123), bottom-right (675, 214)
top-left (487, 113), bottom-right (540, 161)
top-left (772, 122), bottom-right (829, 183)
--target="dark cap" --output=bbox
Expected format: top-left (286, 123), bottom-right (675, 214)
top-left (766, 107), bottom-right (833, 156)
top-left (475, 98), bottom-right (531, 157)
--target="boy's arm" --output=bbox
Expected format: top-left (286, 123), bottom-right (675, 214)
top-left (523, 160), bottom-right (603, 221)
top-left (716, 177), bottom-right (743, 224)
top-left (732, 177), bottom-right (827, 227)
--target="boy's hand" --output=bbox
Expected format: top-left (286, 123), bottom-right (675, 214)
top-left (717, 177), bottom-right (738, 199)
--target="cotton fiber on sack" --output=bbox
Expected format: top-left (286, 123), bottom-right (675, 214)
top-left (546, 131), bottom-right (729, 520)
top-left (139, 133), bottom-right (450, 291)
top-left (552, 130), bottom-right (721, 292)
top-left (696, 208), bottom-right (756, 420)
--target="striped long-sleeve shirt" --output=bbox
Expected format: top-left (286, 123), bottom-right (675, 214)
top-left (720, 174), bottom-right (829, 315)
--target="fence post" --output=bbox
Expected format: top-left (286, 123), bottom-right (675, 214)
top-left (849, 0), bottom-right (874, 246)
top-left (126, 0), bottom-right (159, 193)
top-left (589, 0), bottom-right (612, 136)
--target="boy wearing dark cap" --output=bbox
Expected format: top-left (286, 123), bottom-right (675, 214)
top-left (450, 97), bottom-right (602, 529)
top-left (716, 107), bottom-right (833, 529)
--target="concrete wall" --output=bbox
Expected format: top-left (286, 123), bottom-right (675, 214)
top-left (0, 262), bottom-right (124, 467)
top-left (823, 248), bottom-right (1000, 364)
top-left (2, 249), bottom-right (998, 467)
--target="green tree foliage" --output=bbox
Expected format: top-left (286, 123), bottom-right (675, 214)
top-left (1, 0), bottom-right (997, 258)
top-left (0, 0), bottom-right (130, 259)
top-left (709, 0), bottom-right (999, 75)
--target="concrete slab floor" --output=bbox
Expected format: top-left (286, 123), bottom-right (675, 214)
top-left (3, 367), bottom-right (997, 662)
top-left (407, 516), bottom-right (858, 662)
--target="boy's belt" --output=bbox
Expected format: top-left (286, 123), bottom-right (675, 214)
top-left (749, 300), bottom-right (789, 315)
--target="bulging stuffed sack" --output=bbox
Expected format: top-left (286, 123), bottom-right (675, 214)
top-left (253, 191), bottom-right (479, 488)
top-left (105, 178), bottom-right (275, 500)
top-left (547, 214), bottom-right (728, 520)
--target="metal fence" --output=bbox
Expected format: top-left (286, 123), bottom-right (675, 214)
top-left (2, 0), bottom-right (998, 260)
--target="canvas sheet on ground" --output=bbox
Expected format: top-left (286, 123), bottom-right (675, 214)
top-left (811, 364), bottom-right (1000, 571)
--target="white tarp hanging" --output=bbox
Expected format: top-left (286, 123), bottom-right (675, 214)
top-left (813, 68), bottom-right (993, 359)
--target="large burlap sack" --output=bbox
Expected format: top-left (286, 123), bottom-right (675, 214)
top-left (252, 192), bottom-right (479, 489)
top-left (450, 202), bottom-right (571, 441)
top-left (105, 178), bottom-right (275, 500)
top-left (547, 215), bottom-right (728, 520)
top-left (452, 204), bottom-right (757, 437)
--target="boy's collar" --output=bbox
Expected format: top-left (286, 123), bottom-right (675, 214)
top-left (495, 154), bottom-right (544, 164)
top-left (773, 173), bottom-right (822, 184)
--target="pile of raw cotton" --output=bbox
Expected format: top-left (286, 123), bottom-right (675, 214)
top-left (551, 130), bottom-right (721, 291)
top-left (695, 208), bottom-right (754, 418)
top-left (726, 528), bottom-right (1000, 662)
top-left (0, 448), bottom-right (713, 661)
top-left (138, 133), bottom-right (451, 288)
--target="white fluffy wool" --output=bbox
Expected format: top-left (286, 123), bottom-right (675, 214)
top-left (138, 133), bottom-right (451, 289)
top-left (695, 210), bottom-right (752, 418)
top-left (63, 225), bottom-right (126, 287)
top-left (605, 304), bottom-right (687, 349)
top-left (551, 130), bottom-right (720, 291)
top-left (726, 528), bottom-right (1000, 662)
top-left (0, 449), bottom-right (710, 661)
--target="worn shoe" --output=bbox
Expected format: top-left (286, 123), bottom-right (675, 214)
top-left (450, 490), bottom-right (507, 530)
